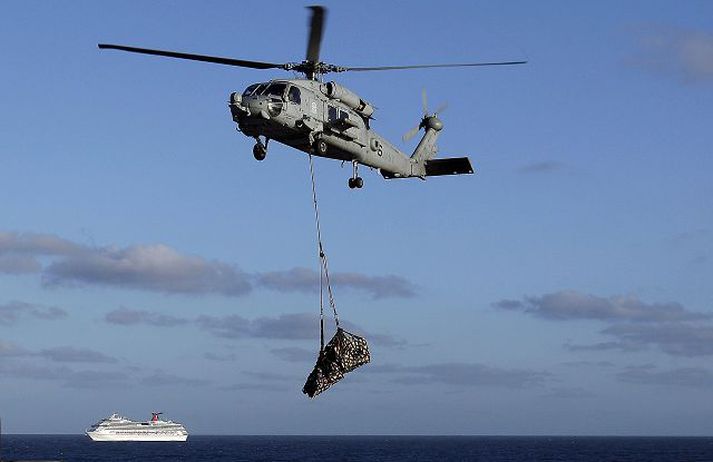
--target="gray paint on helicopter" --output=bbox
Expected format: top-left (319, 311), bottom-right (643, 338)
top-left (98, 6), bottom-right (525, 189)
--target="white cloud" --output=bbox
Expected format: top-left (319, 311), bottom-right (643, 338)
top-left (494, 290), bottom-right (708, 323)
top-left (44, 244), bottom-right (252, 296)
top-left (0, 301), bottom-right (67, 326)
top-left (0, 230), bottom-right (416, 299)
top-left (631, 27), bottom-right (713, 84)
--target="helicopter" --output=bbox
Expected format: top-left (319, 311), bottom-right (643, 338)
top-left (99, 6), bottom-right (525, 189)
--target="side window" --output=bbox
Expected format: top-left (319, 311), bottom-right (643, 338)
top-left (328, 106), bottom-right (351, 122)
top-left (328, 105), bottom-right (338, 122)
top-left (288, 86), bottom-right (301, 104)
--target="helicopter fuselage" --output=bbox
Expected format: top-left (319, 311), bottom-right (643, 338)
top-left (97, 5), bottom-right (523, 188)
top-left (229, 78), bottom-right (420, 180)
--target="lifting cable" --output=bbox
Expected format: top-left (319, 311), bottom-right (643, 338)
top-left (303, 154), bottom-right (371, 398)
top-left (307, 153), bottom-right (340, 351)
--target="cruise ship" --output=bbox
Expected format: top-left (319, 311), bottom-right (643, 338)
top-left (86, 412), bottom-right (188, 442)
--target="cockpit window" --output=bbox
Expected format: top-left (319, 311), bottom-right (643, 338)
top-left (242, 84), bottom-right (262, 96)
top-left (288, 86), bottom-right (301, 104)
top-left (263, 83), bottom-right (287, 98)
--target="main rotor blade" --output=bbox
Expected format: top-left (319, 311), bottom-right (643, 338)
top-left (341, 60), bottom-right (527, 72)
top-left (305, 6), bottom-right (326, 63)
top-left (98, 44), bottom-right (285, 70)
top-left (421, 89), bottom-right (429, 117)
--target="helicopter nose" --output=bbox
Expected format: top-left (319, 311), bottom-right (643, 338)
top-left (243, 97), bottom-right (274, 119)
top-left (229, 92), bottom-right (250, 120)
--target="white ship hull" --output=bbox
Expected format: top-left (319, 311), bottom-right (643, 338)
top-left (86, 431), bottom-right (187, 442)
top-left (86, 413), bottom-right (188, 442)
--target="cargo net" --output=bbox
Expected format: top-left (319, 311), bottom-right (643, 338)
top-left (303, 327), bottom-right (371, 398)
top-left (302, 154), bottom-right (370, 398)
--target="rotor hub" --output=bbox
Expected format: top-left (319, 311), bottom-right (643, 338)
top-left (285, 61), bottom-right (347, 79)
top-left (423, 116), bottom-right (443, 131)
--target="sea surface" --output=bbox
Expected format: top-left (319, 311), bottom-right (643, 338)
top-left (2, 435), bottom-right (713, 461)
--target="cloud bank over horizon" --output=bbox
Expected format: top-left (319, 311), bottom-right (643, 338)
top-left (104, 307), bottom-right (406, 348)
top-left (0, 231), bottom-right (416, 300)
top-left (494, 290), bottom-right (713, 358)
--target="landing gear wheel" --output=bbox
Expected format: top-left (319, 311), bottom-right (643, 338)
top-left (313, 139), bottom-right (328, 156)
top-left (348, 160), bottom-right (363, 189)
top-left (253, 143), bottom-right (266, 161)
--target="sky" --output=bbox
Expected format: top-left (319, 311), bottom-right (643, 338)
top-left (1, 0), bottom-right (712, 435)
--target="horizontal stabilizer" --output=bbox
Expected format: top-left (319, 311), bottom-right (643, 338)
top-left (425, 157), bottom-right (474, 176)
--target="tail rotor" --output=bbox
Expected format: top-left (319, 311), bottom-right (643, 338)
top-left (403, 89), bottom-right (448, 142)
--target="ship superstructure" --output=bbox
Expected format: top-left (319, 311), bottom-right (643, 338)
top-left (85, 412), bottom-right (188, 442)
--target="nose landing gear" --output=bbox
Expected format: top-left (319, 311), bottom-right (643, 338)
top-left (348, 160), bottom-right (363, 189)
top-left (253, 137), bottom-right (269, 161)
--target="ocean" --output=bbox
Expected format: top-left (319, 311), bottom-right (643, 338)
top-left (2, 435), bottom-right (712, 461)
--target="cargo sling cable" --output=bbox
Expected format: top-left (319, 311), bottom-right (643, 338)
top-left (302, 154), bottom-right (370, 398)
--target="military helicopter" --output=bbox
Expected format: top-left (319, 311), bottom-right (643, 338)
top-left (99, 6), bottom-right (525, 189)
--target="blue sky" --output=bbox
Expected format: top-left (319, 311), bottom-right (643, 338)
top-left (1, 0), bottom-right (712, 435)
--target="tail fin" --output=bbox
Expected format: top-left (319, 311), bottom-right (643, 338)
top-left (411, 124), bottom-right (440, 163)
top-left (410, 115), bottom-right (444, 163)
top-left (425, 157), bottom-right (474, 176)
